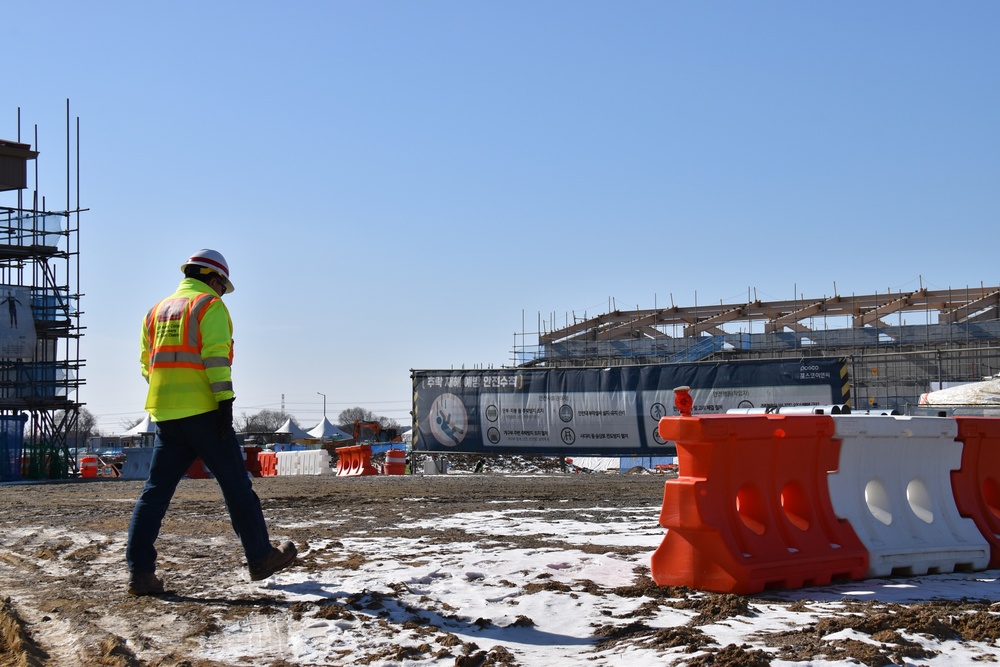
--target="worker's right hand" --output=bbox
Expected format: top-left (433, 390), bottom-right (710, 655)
top-left (217, 398), bottom-right (234, 441)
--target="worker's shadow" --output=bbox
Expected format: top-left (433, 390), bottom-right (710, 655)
top-left (271, 581), bottom-right (593, 648)
top-left (156, 581), bottom-right (591, 648)
top-left (154, 592), bottom-right (293, 607)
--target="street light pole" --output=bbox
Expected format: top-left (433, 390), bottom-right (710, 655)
top-left (316, 392), bottom-right (326, 420)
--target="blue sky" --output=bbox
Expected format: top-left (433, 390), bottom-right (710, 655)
top-left (4, 1), bottom-right (998, 434)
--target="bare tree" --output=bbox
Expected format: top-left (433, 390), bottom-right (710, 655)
top-left (120, 416), bottom-right (144, 432)
top-left (80, 408), bottom-right (100, 439)
top-left (237, 409), bottom-right (290, 434)
top-left (56, 407), bottom-right (100, 440)
top-left (336, 407), bottom-right (400, 436)
top-left (48, 408), bottom-right (100, 453)
top-left (336, 406), bottom-right (377, 432)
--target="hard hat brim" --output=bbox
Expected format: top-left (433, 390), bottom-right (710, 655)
top-left (181, 261), bottom-right (236, 294)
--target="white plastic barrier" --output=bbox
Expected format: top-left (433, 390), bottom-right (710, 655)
top-left (302, 450), bottom-right (333, 475)
top-left (275, 450), bottom-right (333, 476)
top-left (827, 415), bottom-right (990, 577)
top-left (275, 451), bottom-right (300, 476)
top-left (120, 447), bottom-right (155, 480)
top-left (423, 457), bottom-right (449, 475)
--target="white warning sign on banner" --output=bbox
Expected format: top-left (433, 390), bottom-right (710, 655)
top-left (478, 389), bottom-right (639, 449)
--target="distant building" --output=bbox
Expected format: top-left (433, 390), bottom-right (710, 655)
top-left (514, 286), bottom-right (1000, 412)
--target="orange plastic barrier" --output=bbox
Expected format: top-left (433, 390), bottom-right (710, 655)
top-left (185, 458), bottom-right (211, 479)
top-left (244, 447), bottom-right (263, 477)
top-left (80, 455), bottom-right (98, 478)
top-left (384, 449), bottom-right (406, 475)
top-left (335, 445), bottom-right (379, 476)
top-left (651, 414), bottom-right (868, 594)
top-left (258, 451), bottom-right (278, 477)
top-left (952, 417), bottom-right (1000, 568)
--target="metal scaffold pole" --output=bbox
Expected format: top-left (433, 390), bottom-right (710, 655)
top-left (0, 102), bottom-right (85, 480)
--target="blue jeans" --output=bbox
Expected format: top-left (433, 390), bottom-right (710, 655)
top-left (126, 410), bottom-right (272, 574)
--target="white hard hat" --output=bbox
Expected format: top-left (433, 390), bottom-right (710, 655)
top-left (181, 249), bottom-right (235, 293)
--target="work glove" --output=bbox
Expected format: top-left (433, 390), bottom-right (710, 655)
top-left (217, 398), bottom-right (235, 441)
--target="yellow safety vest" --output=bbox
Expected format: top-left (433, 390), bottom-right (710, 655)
top-left (140, 278), bottom-right (235, 421)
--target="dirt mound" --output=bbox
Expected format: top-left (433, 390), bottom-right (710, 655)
top-left (0, 596), bottom-right (47, 667)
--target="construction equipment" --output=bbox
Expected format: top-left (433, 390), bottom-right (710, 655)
top-left (352, 421), bottom-right (400, 443)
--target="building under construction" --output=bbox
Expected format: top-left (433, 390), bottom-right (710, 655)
top-left (0, 104), bottom-right (84, 480)
top-left (513, 286), bottom-right (1000, 412)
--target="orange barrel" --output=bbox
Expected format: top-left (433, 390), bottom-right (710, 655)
top-left (384, 449), bottom-right (407, 475)
top-left (80, 455), bottom-right (98, 478)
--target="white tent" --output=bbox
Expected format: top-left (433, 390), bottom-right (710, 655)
top-left (307, 417), bottom-right (353, 441)
top-left (275, 418), bottom-right (312, 440)
top-left (124, 413), bottom-right (156, 435)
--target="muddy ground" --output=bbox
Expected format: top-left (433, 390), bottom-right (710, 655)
top-left (0, 455), bottom-right (999, 666)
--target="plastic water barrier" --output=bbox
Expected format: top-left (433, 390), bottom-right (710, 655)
top-left (275, 449), bottom-right (334, 476)
top-left (652, 414), bottom-right (868, 594)
top-left (335, 445), bottom-right (379, 476)
top-left (652, 413), bottom-right (999, 594)
top-left (121, 447), bottom-right (319, 480)
top-left (185, 459), bottom-right (212, 479)
top-left (120, 447), bottom-right (155, 480)
top-left (258, 451), bottom-right (278, 476)
top-left (244, 447), bottom-right (263, 477)
top-left (827, 415), bottom-right (989, 578)
top-left (951, 417), bottom-right (1000, 569)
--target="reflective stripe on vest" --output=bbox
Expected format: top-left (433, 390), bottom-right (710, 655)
top-left (147, 293), bottom-right (218, 370)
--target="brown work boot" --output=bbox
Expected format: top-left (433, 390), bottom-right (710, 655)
top-left (248, 541), bottom-right (297, 581)
top-left (127, 571), bottom-right (165, 596)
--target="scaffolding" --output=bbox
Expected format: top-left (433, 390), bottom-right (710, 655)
top-left (0, 103), bottom-right (84, 480)
top-left (512, 286), bottom-right (1000, 413)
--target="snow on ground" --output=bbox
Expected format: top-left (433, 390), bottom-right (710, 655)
top-left (180, 503), bottom-right (1000, 666)
top-left (2, 470), bottom-right (999, 666)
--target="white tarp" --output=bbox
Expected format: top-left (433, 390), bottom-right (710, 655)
top-left (570, 457), bottom-right (620, 471)
top-left (919, 377), bottom-right (1000, 406)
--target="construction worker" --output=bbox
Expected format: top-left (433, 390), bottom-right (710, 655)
top-left (125, 249), bottom-right (297, 596)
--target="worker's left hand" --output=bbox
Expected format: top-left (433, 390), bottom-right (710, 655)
top-left (217, 398), bottom-right (234, 440)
